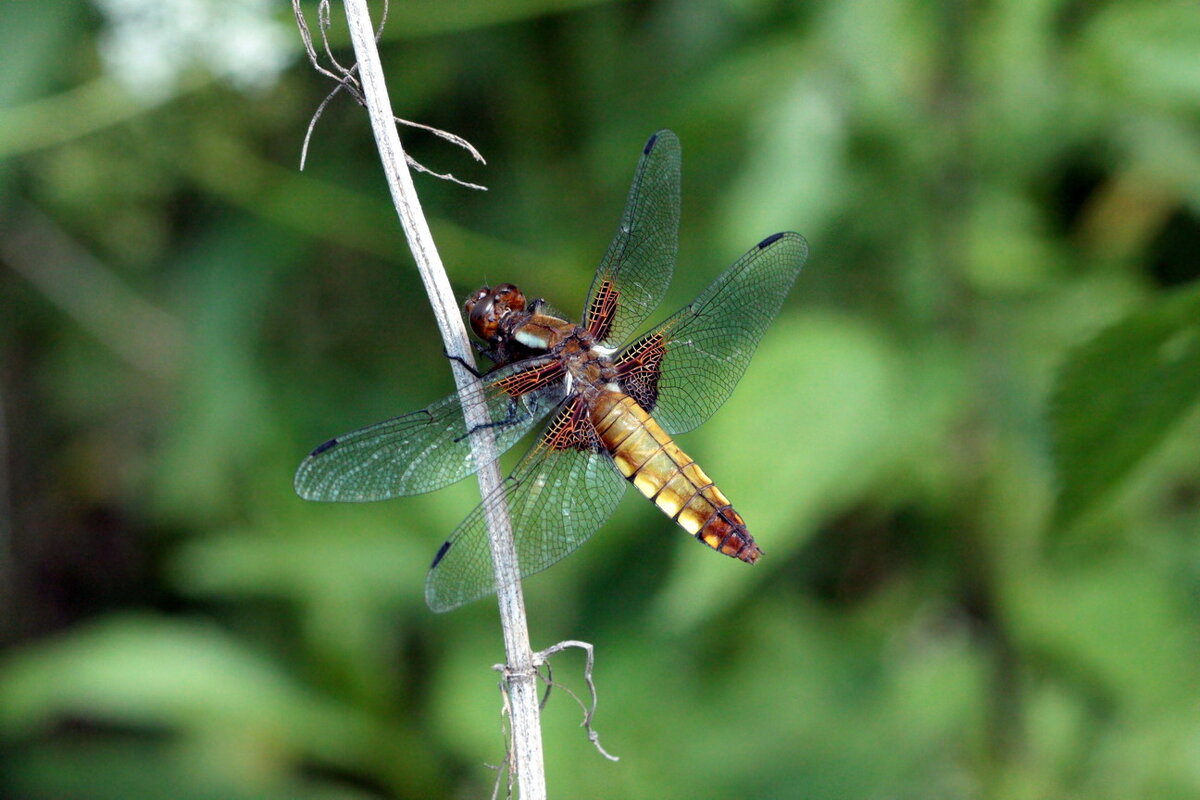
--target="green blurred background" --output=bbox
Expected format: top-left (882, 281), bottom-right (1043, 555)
top-left (3, 1), bottom-right (1200, 798)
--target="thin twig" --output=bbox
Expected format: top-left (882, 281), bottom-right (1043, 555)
top-left (488, 685), bottom-right (515, 800)
top-left (299, 83), bottom-right (345, 170)
top-left (294, 0), bottom-right (486, 186)
top-left (494, 638), bottom-right (619, 763)
top-left (293, 0), bottom-right (342, 81)
top-left (533, 640), bottom-right (619, 762)
top-left (317, 2), bottom-right (547, 798)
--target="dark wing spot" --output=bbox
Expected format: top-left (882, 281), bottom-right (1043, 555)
top-left (309, 438), bottom-right (339, 456)
top-left (430, 540), bottom-right (452, 568)
top-left (643, 132), bottom-right (659, 154)
top-left (757, 232), bottom-right (785, 249)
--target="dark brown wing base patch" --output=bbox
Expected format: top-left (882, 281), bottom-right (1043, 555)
top-left (540, 396), bottom-right (603, 452)
top-left (494, 361), bottom-right (565, 398)
top-left (616, 332), bottom-right (667, 412)
top-left (583, 279), bottom-right (620, 342)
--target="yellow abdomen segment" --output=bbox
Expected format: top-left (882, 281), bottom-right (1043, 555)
top-left (590, 392), bottom-right (761, 563)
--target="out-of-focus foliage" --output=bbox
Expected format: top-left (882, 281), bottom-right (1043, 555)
top-left (1, 0), bottom-right (1199, 798)
top-left (1051, 283), bottom-right (1200, 527)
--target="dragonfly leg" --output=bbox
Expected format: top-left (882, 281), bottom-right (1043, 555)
top-left (442, 348), bottom-right (485, 378)
top-left (453, 396), bottom-right (525, 442)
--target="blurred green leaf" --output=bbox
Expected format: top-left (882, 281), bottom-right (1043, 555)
top-left (4, 739), bottom-right (381, 800)
top-left (1004, 555), bottom-right (1200, 714)
top-left (0, 615), bottom-right (439, 795)
top-left (0, 3), bottom-right (82, 102)
top-left (1079, 0), bottom-right (1200, 111)
top-left (723, 74), bottom-right (847, 246)
top-left (1050, 281), bottom-right (1200, 527)
top-left (0, 614), bottom-right (351, 739)
top-left (169, 527), bottom-right (428, 704)
top-left (382, 0), bottom-right (627, 36)
top-left (0, 1), bottom-right (89, 182)
top-left (150, 222), bottom-right (300, 525)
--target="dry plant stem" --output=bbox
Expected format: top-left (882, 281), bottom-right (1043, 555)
top-left (338, 1), bottom-right (547, 798)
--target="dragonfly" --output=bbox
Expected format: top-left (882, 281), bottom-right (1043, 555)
top-left (295, 130), bottom-right (808, 612)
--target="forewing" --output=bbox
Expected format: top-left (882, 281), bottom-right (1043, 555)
top-left (581, 130), bottom-right (681, 347)
top-left (295, 360), bottom-right (566, 502)
top-left (425, 398), bottom-right (627, 612)
top-left (617, 232), bottom-right (808, 435)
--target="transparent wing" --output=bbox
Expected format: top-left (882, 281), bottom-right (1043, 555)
top-left (295, 359), bottom-right (566, 502)
top-left (617, 232), bottom-right (809, 435)
top-left (580, 130), bottom-right (681, 347)
top-left (425, 399), bottom-right (627, 612)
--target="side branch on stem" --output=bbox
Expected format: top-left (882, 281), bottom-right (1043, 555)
top-left (293, 0), bottom-right (486, 186)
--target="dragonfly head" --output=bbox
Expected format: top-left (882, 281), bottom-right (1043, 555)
top-left (465, 283), bottom-right (527, 341)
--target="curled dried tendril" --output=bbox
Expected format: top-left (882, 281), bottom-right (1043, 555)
top-left (291, 0), bottom-right (487, 190)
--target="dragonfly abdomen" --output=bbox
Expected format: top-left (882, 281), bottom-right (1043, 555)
top-left (590, 392), bottom-right (761, 563)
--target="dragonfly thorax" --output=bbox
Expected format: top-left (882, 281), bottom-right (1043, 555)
top-left (506, 312), bottom-right (617, 397)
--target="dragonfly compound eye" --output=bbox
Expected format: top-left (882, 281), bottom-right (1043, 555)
top-left (467, 293), bottom-right (499, 340)
top-left (463, 287), bottom-right (491, 315)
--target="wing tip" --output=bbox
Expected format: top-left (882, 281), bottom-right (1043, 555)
top-left (757, 231), bottom-right (806, 249)
top-left (643, 128), bottom-right (679, 155)
top-left (756, 232), bottom-right (785, 249)
top-left (430, 539), bottom-right (452, 569)
top-left (756, 231), bottom-right (810, 262)
top-left (309, 437), bottom-right (339, 457)
top-left (425, 596), bottom-right (455, 614)
top-left (424, 541), bottom-right (458, 613)
top-left (293, 464), bottom-right (320, 500)
top-left (294, 438), bottom-right (339, 500)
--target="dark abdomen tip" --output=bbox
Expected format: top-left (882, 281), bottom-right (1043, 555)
top-left (739, 542), bottom-right (763, 564)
